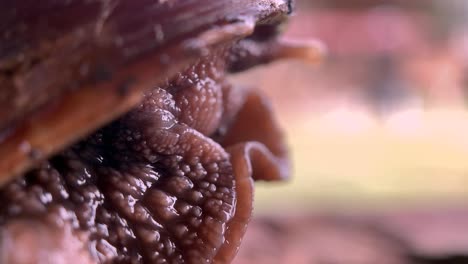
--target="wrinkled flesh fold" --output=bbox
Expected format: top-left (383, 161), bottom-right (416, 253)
top-left (0, 45), bottom-right (290, 263)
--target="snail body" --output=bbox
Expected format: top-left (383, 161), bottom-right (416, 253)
top-left (0, 0), bottom-right (321, 263)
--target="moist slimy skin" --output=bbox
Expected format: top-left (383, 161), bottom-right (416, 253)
top-left (0, 1), bottom-right (323, 263)
top-left (0, 44), bottom-right (294, 263)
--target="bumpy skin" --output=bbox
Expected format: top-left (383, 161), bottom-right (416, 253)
top-left (0, 43), bottom-right (289, 263)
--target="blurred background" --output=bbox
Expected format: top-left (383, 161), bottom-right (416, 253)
top-left (232, 1), bottom-right (468, 263)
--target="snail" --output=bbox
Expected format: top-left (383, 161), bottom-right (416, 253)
top-left (0, 0), bottom-right (323, 263)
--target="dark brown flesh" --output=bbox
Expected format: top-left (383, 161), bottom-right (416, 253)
top-left (0, 1), bottom-right (300, 263)
top-left (0, 46), bottom-right (289, 264)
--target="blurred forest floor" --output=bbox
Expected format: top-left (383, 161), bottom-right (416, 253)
top-left (234, 1), bottom-right (468, 263)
